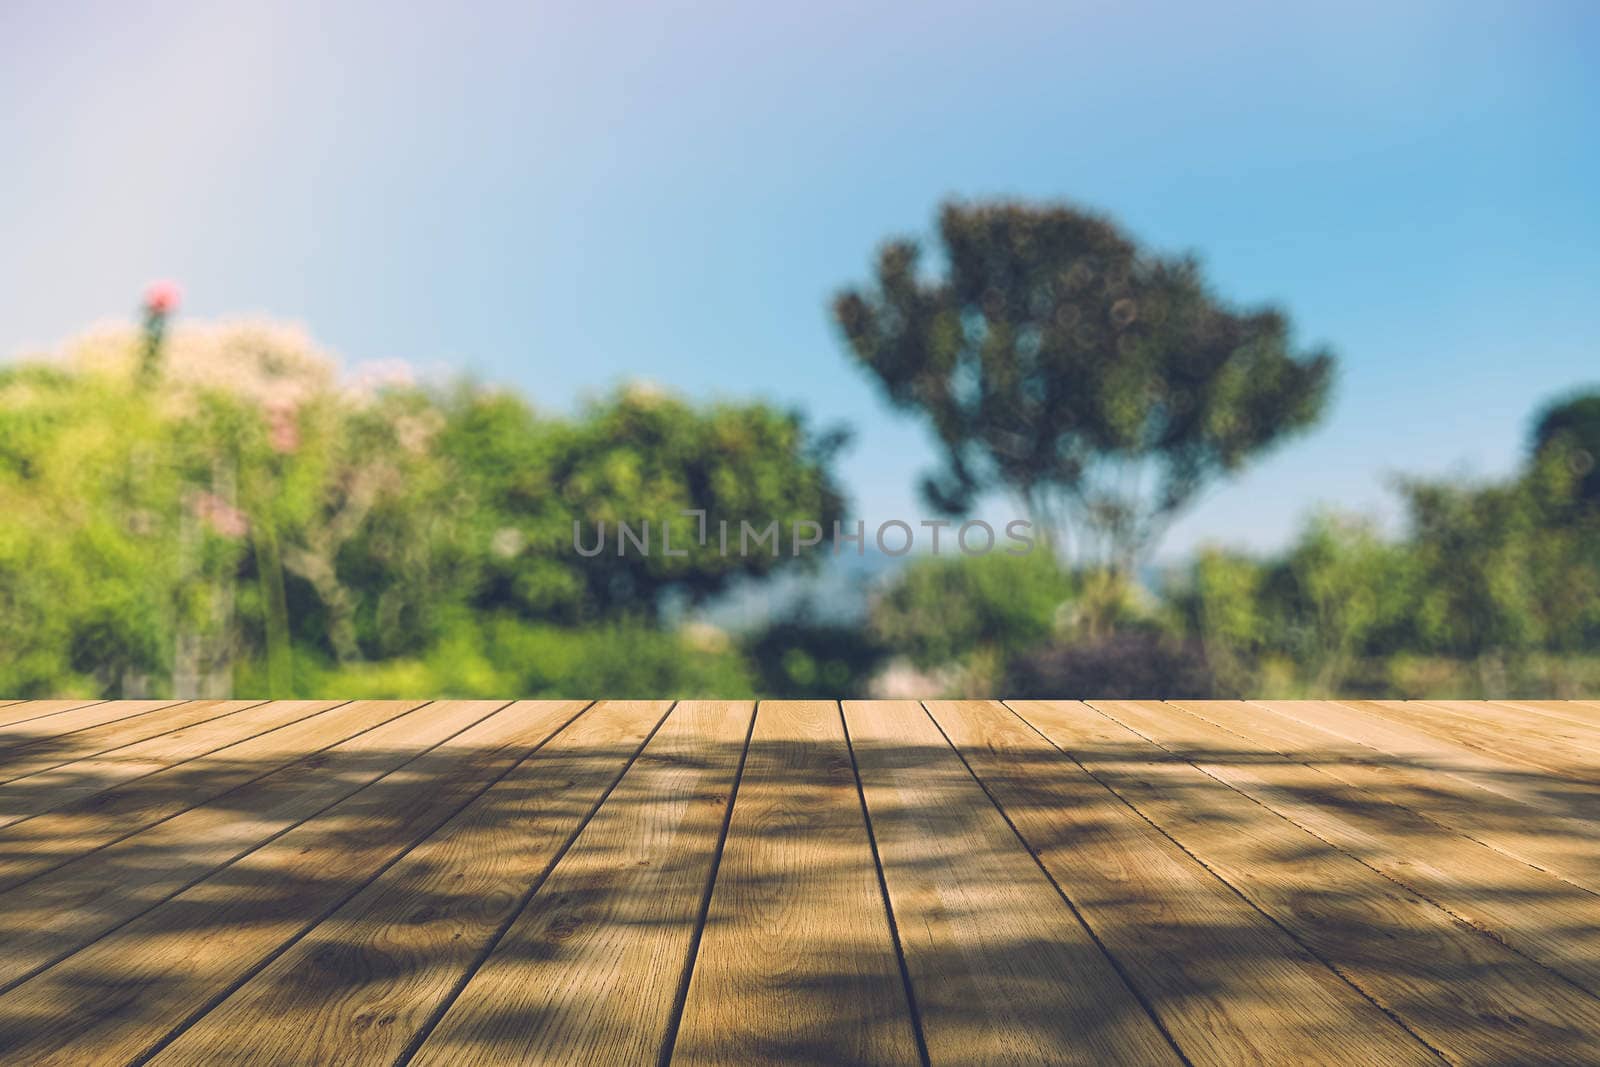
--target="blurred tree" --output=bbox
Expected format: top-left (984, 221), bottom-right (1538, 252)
top-left (1008, 632), bottom-right (1217, 699)
top-left (744, 613), bottom-right (886, 697)
top-left (1398, 478), bottom-right (1540, 695)
top-left (294, 618), bottom-right (757, 700)
top-left (868, 551), bottom-right (1073, 690)
top-left (15, 291), bottom-right (1600, 703)
top-left (1518, 512), bottom-right (1600, 656)
top-left (0, 314), bottom-right (850, 699)
top-left (1277, 513), bottom-right (1416, 692)
top-left (445, 383), bottom-right (849, 623)
top-left (1531, 390), bottom-right (1600, 508)
top-left (834, 200), bottom-right (1334, 573)
top-left (0, 362), bottom-right (197, 695)
top-left (1179, 548), bottom-right (1269, 693)
top-left (1522, 414), bottom-right (1600, 656)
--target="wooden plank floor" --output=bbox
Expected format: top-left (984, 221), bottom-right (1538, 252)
top-left (0, 699), bottom-right (1594, 1065)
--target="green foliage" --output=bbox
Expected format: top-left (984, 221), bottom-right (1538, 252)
top-left (1278, 514), bottom-right (1416, 686)
top-left (0, 323), bottom-right (841, 698)
top-left (1180, 548), bottom-right (1269, 691)
top-left (472, 385), bottom-right (848, 621)
top-left (0, 361), bottom-right (201, 695)
top-left (4, 299), bottom-right (1598, 703)
top-left (1171, 514), bottom-right (1417, 694)
top-left (743, 615), bottom-right (887, 697)
top-left (1400, 479), bottom-right (1540, 667)
top-left (432, 383), bottom-right (848, 626)
top-left (1531, 390), bottom-right (1600, 506)
top-left (834, 199), bottom-right (1334, 570)
top-left (291, 618), bottom-right (756, 699)
top-left (229, 616), bottom-right (755, 699)
top-left (1163, 465), bottom-right (1600, 698)
top-left (868, 551), bottom-right (1074, 686)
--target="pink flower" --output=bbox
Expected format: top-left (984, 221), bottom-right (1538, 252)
top-left (264, 396), bottom-right (300, 454)
top-left (192, 492), bottom-right (248, 538)
top-left (269, 417), bottom-right (300, 454)
top-left (144, 280), bottom-right (182, 316)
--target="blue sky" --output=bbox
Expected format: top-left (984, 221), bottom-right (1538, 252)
top-left (3, 0), bottom-right (1596, 561)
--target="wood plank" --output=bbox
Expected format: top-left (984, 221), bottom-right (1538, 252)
top-left (1496, 699), bottom-right (1600, 734)
top-left (925, 699), bottom-right (1437, 1066)
top-left (0, 700), bottom-right (334, 827)
top-left (1423, 700), bottom-right (1600, 754)
top-left (0, 700), bottom-right (267, 784)
top-left (0, 701), bottom-right (288, 789)
top-left (0, 700), bottom-right (181, 752)
top-left (1257, 699), bottom-right (1600, 827)
top-left (406, 701), bottom-right (750, 1067)
top-left (0, 699), bottom-right (417, 892)
top-left (672, 700), bottom-right (921, 1066)
top-left (1185, 699), bottom-right (1600, 894)
top-left (1129, 699), bottom-right (1600, 998)
top-left (1363, 700), bottom-right (1600, 782)
top-left (847, 699), bottom-right (1181, 1066)
top-left (0, 700), bottom-right (591, 1065)
top-left (1013, 699), bottom-right (1600, 1066)
top-left (0, 699), bottom-right (455, 991)
top-left (0, 700), bottom-right (103, 732)
top-left (153, 699), bottom-right (684, 1066)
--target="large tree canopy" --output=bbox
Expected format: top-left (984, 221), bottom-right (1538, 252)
top-left (444, 383), bottom-right (849, 622)
top-left (1531, 391), bottom-right (1600, 506)
top-left (834, 199), bottom-right (1335, 570)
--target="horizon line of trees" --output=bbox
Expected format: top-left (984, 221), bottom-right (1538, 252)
top-left (0, 313), bottom-right (847, 698)
top-left (870, 418), bottom-right (1600, 699)
top-left (2, 197), bottom-right (1595, 699)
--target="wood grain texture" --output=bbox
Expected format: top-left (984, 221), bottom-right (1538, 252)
top-left (0, 700), bottom-right (587, 1066)
top-left (0, 699), bottom-right (451, 991)
top-left (1426, 699), bottom-right (1600, 751)
top-left (408, 700), bottom-right (751, 1067)
top-left (926, 698), bottom-right (1438, 1066)
top-left (1257, 699), bottom-right (1600, 827)
top-left (0, 700), bottom-right (179, 751)
top-left (1016, 699), bottom-right (1600, 1066)
top-left (0, 700), bottom-right (334, 827)
top-left (0, 699), bottom-right (102, 732)
top-left (849, 699), bottom-right (1182, 1066)
top-left (150, 699), bottom-right (673, 1066)
top-left (672, 700), bottom-right (921, 1067)
top-left (1496, 699), bottom-right (1600, 735)
top-left (1126, 699), bottom-right (1600, 997)
top-left (1362, 699), bottom-right (1600, 783)
top-left (0, 698), bottom-right (414, 893)
top-left (1184, 699), bottom-right (1600, 894)
top-left (0, 700), bottom-right (267, 784)
top-left (0, 699), bottom-right (1592, 1064)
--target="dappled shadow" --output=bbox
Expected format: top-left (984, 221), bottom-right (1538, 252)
top-left (994, 701), bottom-right (1600, 1064)
top-left (0, 702), bottom-right (1591, 1063)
